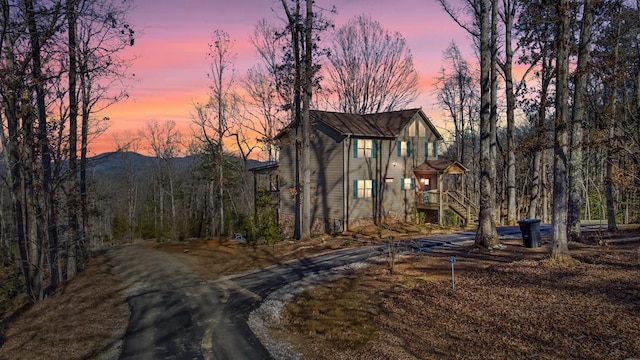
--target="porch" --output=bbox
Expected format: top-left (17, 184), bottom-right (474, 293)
top-left (413, 159), bottom-right (476, 226)
top-left (415, 190), bottom-right (478, 225)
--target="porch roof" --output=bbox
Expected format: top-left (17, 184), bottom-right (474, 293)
top-left (248, 162), bottom-right (279, 174)
top-left (413, 158), bottom-right (467, 175)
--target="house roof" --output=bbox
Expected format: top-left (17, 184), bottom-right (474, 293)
top-left (248, 162), bottom-right (279, 173)
top-left (276, 108), bottom-right (443, 140)
top-left (414, 158), bottom-right (467, 174)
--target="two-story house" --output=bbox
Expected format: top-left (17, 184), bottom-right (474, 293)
top-left (260, 108), bottom-right (473, 236)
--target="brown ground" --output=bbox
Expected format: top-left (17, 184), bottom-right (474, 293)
top-left (275, 228), bottom-right (640, 359)
top-left (0, 225), bottom-right (639, 359)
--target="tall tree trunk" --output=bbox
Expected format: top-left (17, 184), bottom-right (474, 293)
top-left (568, 0), bottom-right (594, 241)
top-left (605, 8), bottom-right (621, 232)
top-left (1, 58), bottom-right (34, 300)
top-left (528, 61), bottom-right (550, 220)
top-left (281, 0), bottom-right (302, 240)
top-left (475, 0), bottom-right (498, 247)
top-left (217, 90), bottom-right (224, 236)
top-left (66, 0), bottom-right (80, 275)
top-left (490, 0), bottom-right (498, 226)
top-left (24, 0), bottom-right (59, 291)
top-left (503, 0), bottom-right (517, 226)
top-left (24, 107), bottom-right (46, 300)
top-left (551, 0), bottom-right (570, 260)
top-left (208, 179), bottom-right (215, 237)
top-left (80, 59), bottom-right (90, 249)
top-left (301, 0), bottom-right (312, 239)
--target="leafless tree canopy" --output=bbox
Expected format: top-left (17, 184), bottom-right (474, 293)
top-left (325, 14), bottom-right (419, 114)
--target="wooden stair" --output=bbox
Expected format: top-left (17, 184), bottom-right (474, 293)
top-left (445, 191), bottom-right (478, 225)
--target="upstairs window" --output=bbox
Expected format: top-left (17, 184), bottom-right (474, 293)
top-left (397, 141), bottom-right (411, 157)
top-left (353, 179), bottom-right (377, 198)
top-left (425, 141), bottom-right (438, 157)
top-left (353, 139), bottom-right (377, 158)
top-left (418, 122), bottom-right (426, 137)
top-left (409, 121), bottom-right (426, 137)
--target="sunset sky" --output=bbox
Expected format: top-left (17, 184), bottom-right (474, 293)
top-left (96, 0), bottom-right (473, 156)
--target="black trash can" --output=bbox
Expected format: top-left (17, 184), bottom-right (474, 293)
top-left (518, 219), bottom-right (541, 248)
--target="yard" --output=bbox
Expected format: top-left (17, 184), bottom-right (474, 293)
top-left (0, 225), bottom-right (638, 359)
top-left (271, 229), bottom-right (640, 359)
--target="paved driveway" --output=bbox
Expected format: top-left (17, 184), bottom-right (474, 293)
top-left (110, 225), bottom-right (548, 359)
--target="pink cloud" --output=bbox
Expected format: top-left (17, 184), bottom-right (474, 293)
top-left (97, 0), bottom-right (476, 155)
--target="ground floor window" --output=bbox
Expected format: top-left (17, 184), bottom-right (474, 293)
top-left (353, 179), bottom-right (377, 198)
top-left (401, 177), bottom-right (415, 190)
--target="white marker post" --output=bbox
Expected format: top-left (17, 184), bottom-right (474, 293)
top-left (449, 256), bottom-right (456, 291)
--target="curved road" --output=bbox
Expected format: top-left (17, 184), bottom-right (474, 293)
top-left (110, 225), bottom-right (551, 359)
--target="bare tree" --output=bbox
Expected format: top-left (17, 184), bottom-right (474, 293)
top-left (477, 0), bottom-right (499, 246)
top-left (25, 0), bottom-right (63, 295)
top-left (515, 0), bottom-right (556, 222)
top-left (498, 0), bottom-right (517, 226)
top-left (76, 0), bottom-right (134, 250)
top-left (193, 29), bottom-right (238, 236)
top-left (243, 66), bottom-right (286, 162)
top-left (142, 120), bottom-right (183, 239)
top-left (438, 0), bottom-right (499, 246)
top-left (551, 0), bottom-right (570, 260)
top-left (66, 0), bottom-right (81, 277)
top-left (302, 0), bottom-right (312, 239)
top-left (436, 42), bottom-right (475, 166)
top-left (1, 0), bottom-right (134, 301)
top-left (325, 14), bottom-right (418, 114)
top-left (113, 131), bottom-right (140, 241)
top-left (278, 0), bottom-right (305, 239)
top-left (568, 0), bottom-right (595, 241)
top-left (605, 2), bottom-right (623, 232)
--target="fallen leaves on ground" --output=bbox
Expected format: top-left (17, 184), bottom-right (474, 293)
top-left (277, 236), bottom-right (640, 360)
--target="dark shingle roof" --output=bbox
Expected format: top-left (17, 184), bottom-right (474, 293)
top-left (414, 159), bottom-right (468, 173)
top-left (310, 108), bottom-right (422, 138)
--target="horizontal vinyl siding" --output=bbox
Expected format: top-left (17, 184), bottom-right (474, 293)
top-left (278, 130), bottom-right (298, 216)
top-left (348, 137), bottom-right (378, 221)
top-left (278, 126), bottom-right (344, 222)
top-left (310, 127), bottom-right (344, 221)
top-left (378, 139), bottom-right (413, 218)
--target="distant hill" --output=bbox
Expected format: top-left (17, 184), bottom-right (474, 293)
top-left (87, 151), bottom-right (266, 178)
top-left (0, 151), bottom-right (267, 179)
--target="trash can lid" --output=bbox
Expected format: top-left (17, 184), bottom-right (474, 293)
top-left (518, 218), bottom-right (541, 224)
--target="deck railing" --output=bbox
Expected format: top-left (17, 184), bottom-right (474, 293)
top-left (415, 190), bottom-right (478, 223)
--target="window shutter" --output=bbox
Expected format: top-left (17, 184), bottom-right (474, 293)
top-left (372, 140), bottom-right (377, 158)
top-left (401, 178), bottom-right (405, 190)
top-left (397, 141), bottom-right (401, 157)
top-left (425, 142), bottom-right (429, 157)
top-left (372, 179), bottom-right (377, 198)
top-left (407, 141), bottom-right (412, 157)
top-left (432, 141), bottom-right (437, 157)
top-left (353, 180), bottom-right (358, 199)
top-left (353, 139), bottom-right (358, 158)
top-left (411, 178), bottom-right (416, 190)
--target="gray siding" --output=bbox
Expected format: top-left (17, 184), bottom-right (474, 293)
top-left (346, 113), bottom-right (442, 223)
top-left (279, 110), bottom-right (443, 229)
top-left (278, 124), bottom-right (345, 223)
top-left (278, 129), bottom-right (297, 216)
top-left (309, 123), bottom-right (344, 221)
